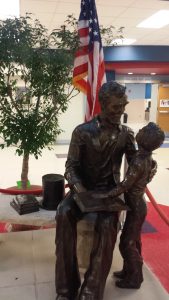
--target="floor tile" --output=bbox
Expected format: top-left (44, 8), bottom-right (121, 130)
top-left (0, 231), bottom-right (35, 287)
top-left (104, 264), bottom-right (169, 300)
top-left (0, 285), bottom-right (36, 300)
top-left (32, 229), bottom-right (56, 283)
top-left (36, 282), bottom-right (55, 300)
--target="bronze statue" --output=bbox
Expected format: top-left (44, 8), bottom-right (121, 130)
top-left (107, 122), bottom-right (165, 289)
top-left (55, 81), bottom-right (137, 300)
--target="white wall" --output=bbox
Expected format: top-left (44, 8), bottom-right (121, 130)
top-left (11, 77), bottom-right (85, 144)
top-left (56, 92), bottom-right (85, 143)
top-left (125, 99), bottom-right (146, 123)
top-left (124, 83), bottom-right (146, 123)
top-left (125, 83), bottom-right (146, 99)
top-left (149, 84), bottom-right (158, 123)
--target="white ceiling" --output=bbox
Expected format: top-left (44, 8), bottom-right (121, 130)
top-left (20, 0), bottom-right (169, 46)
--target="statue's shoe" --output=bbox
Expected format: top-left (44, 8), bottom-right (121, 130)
top-left (79, 295), bottom-right (95, 300)
top-left (115, 279), bottom-right (141, 289)
top-left (56, 291), bottom-right (78, 300)
top-left (56, 296), bottom-right (70, 300)
top-left (56, 295), bottom-right (77, 300)
top-left (113, 269), bottom-right (126, 279)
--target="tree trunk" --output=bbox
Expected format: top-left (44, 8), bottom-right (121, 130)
top-left (21, 153), bottom-right (29, 189)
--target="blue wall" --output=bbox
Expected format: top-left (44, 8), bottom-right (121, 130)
top-left (104, 46), bottom-right (169, 62)
top-left (145, 83), bottom-right (152, 99)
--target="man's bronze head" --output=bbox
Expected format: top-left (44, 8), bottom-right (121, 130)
top-left (136, 122), bottom-right (165, 151)
top-left (99, 81), bottom-right (127, 105)
top-left (98, 81), bottom-right (128, 124)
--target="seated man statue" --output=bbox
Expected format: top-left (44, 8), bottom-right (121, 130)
top-left (55, 81), bottom-right (137, 300)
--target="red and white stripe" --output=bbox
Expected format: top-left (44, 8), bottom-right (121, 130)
top-left (73, 20), bottom-right (106, 121)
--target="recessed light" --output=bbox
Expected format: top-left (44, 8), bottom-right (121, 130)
top-left (137, 10), bottom-right (169, 29)
top-left (128, 72), bottom-right (133, 75)
top-left (151, 72), bottom-right (156, 75)
top-left (111, 38), bottom-right (136, 45)
top-left (0, 0), bottom-right (19, 19)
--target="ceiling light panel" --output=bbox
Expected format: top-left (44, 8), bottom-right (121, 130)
top-left (0, 0), bottom-right (19, 19)
top-left (137, 10), bottom-right (169, 28)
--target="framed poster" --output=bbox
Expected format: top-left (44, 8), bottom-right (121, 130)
top-left (160, 99), bottom-right (169, 107)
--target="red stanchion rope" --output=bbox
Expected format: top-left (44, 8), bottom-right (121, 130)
top-left (0, 187), bottom-right (42, 195)
top-left (146, 187), bottom-right (169, 226)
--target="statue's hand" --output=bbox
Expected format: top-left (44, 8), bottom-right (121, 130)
top-left (88, 189), bottom-right (114, 199)
top-left (73, 184), bottom-right (87, 203)
top-left (149, 159), bottom-right (157, 182)
top-left (107, 193), bottom-right (114, 198)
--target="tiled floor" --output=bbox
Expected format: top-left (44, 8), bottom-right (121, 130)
top-left (0, 122), bottom-right (169, 300)
top-left (0, 229), bottom-right (169, 300)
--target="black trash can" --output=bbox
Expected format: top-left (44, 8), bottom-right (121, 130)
top-left (42, 174), bottom-right (65, 210)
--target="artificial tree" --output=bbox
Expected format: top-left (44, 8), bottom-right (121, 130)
top-left (0, 14), bottom-right (79, 188)
top-left (0, 14), bottom-right (124, 189)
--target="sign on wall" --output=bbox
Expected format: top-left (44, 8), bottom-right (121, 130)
top-left (160, 99), bottom-right (169, 107)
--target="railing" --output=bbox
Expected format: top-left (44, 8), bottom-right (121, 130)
top-left (146, 187), bottom-right (169, 226)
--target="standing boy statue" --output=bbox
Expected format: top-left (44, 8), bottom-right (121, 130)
top-left (106, 122), bottom-right (165, 288)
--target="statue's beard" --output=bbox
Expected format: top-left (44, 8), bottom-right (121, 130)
top-left (100, 113), bottom-right (121, 125)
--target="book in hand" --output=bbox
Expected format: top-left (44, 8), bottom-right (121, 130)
top-left (10, 194), bottom-right (39, 215)
top-left (74, 191), bottom-right (130, 213)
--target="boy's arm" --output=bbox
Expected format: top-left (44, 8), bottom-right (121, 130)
top-left (124, 127), bottom-right (137, 163)
top-left (149, 159), bottom-right (157, 182)
top-left (108, 160), bottom-right (142, 198)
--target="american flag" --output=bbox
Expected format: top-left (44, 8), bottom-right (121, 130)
top-left (73, 0), bottom-right (106, 121)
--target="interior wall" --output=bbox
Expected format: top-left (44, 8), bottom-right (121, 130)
top-left (125, 83), bottom-right (146, 100)
top-left (56, 92), bottom-right (84, 143)
top-left (125, 99), bottom-right (146, 123)
top-left (149, 84), bottom-right (158, 123)
top-left (124, 83), bottom-right (146, 123)
top-left (16, 77), bottom-right (85, 144)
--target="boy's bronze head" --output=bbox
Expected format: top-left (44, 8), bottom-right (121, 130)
top-left (136, 122), bottom-right (165, 152)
